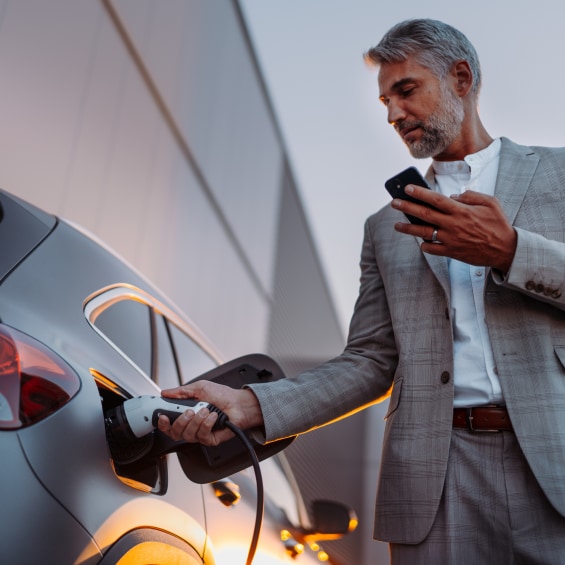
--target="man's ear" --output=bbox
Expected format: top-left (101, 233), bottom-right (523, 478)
top-left (451, 60), bottom-right (473, 97)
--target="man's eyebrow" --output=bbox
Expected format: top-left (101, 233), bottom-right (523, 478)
top-left (380, 77), bottom-right (418, 100)
top-left (391, 77), bottom-right (418, 92)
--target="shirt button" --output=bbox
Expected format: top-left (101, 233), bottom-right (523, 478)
top-left (475, 269), bottom-right (483, 277)
top-left (440, 371), bottom-right (450, 384)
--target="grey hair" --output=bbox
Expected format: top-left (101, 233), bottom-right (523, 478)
top-left (364, 19), bottom-right (482, 93)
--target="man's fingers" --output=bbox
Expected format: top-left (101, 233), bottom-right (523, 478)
top-left (450, 189), bottom-right (494, 205)
top-left (161, 380), bottom-right (218, 403)
top-left (158, 406), bottom-right (227, 446)
top-left (160, 384), bottom-right (198, 399)
top-left (405, 184), bottom-right (454, 209)
top-left (393, 187), bottom-right (502, 231)
top-left (164, 407), bottom-right (197, 440)
top-left (157, 414), bottom-right (172, 433)
top-left (392, 184), bottom-right (457, 225)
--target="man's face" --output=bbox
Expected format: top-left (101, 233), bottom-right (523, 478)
top-left (378, 56), bottom-right (464, 159)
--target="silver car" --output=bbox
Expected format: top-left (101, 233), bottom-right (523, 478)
top-left (0, 188), bottom-right (356, 565)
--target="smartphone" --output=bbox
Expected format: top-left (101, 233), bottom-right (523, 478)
top-left (384, 166), bottom-right (433, 226)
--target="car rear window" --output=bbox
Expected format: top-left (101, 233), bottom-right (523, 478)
top-left (0, 190), bottom-right (56, 282)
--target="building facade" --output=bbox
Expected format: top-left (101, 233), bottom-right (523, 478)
top-left (0, 1), bottom-right (388, 562)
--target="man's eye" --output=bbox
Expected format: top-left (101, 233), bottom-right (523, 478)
top-left (401, 87), bottom-right (415, 97)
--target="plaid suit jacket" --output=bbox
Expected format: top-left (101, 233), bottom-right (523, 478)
top-left (249, 137), bottom-right (565, 543)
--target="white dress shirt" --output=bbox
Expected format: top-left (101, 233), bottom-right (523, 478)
top-left (432, 138), bottom-right (504, 408)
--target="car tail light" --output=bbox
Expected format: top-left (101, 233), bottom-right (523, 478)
top-left (0, 323), bottom-right (80, 429)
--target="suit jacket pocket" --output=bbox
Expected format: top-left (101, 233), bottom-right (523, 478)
top-left (384, 378), bottom-right (403, 420)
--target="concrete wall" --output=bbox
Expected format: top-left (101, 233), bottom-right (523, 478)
top-left (0, 1), bottom-right (387, 562)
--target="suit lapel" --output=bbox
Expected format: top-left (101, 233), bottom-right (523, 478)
top-left (495, 137), bottom-right (539, 224)
top-left (421, 168), bottom-right (450, 295)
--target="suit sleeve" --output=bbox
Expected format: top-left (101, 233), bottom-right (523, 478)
top-left (247, 217), bottom-right (399, 442)
top-left (492, 227), bottom-right (565, 309)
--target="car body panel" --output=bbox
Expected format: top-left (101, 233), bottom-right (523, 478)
top-left (15, 382), bottom-right (209, 558)
top-left (0, 432), bottom-right (101, 564)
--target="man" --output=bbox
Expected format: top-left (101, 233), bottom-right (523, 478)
top-left (159, 19), bottom-right (565, 563)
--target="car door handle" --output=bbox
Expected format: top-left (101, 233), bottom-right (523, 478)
top-left (210, 478), bottom-right (241, 507)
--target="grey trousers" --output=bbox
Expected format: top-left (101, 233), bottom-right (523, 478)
top-left (389, 428), bottom-right (565, 564)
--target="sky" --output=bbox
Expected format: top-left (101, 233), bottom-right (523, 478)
top-left (239, 0), bottom-right (565, 332)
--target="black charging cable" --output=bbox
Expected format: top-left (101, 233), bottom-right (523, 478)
top-left (224, 420), bottom-right (263, 565)
top-left (210, 408), bottom-right (263, 565)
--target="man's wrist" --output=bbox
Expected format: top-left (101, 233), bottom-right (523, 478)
top-left (495, 227), bottom-right (517, 273)
top-left (237, 388), bottom-right (265, 430)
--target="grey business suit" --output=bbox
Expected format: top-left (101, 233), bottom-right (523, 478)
top-left (248, 137), bottom-right (565, 544)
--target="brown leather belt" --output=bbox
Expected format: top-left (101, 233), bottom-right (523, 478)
top-left (453, 406), bottom-right (512, 432)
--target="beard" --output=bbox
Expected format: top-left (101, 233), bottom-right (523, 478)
top-left (398, 82), bottom-right (465, 159)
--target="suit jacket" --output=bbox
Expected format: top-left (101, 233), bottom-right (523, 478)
top-left (248, 137), bottom-right (565, 544)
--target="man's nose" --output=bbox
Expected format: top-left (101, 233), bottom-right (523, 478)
top-left (387, 100), bottom-right (406, 126)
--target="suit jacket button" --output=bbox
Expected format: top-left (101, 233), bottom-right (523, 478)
top-left (525, 280), bottom-right (535, 291)
top-left (553, 289), bottom-right (563, 298)
top-left (535, 283), bottom-right (545, 293)
top-left (440, 371), bottom-right (450, 384)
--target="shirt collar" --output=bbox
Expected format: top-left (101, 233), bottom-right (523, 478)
top-left (432, 138), bottom-right (501, 177)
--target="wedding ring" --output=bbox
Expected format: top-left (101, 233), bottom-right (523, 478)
top-left (431, 228), bottom-right (438, 243)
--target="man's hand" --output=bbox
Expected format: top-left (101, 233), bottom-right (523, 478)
top-left (157, 380), bottom-right (264, 447)
top-left (392, 184), bottom-right (517, 272)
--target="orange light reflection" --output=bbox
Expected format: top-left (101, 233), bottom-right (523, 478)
top-left (214, 545), bottom-right (297, 565)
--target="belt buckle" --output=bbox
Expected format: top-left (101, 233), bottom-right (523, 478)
top-left (466, 407), bottom-right (501, 433)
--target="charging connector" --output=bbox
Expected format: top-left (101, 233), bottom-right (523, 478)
top-left (105, 396), bottom-right (262, 565)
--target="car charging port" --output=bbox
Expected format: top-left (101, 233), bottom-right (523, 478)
top-left (93, 371), bottom-right (167, 494)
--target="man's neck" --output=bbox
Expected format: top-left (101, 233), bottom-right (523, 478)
top-left (434, 112), bottom-right (492, 161)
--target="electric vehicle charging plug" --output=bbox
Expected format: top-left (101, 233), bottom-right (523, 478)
top-left (104, 395), bottom-right (227, 442)
top-left (104, 395), bottom-right (261, 565)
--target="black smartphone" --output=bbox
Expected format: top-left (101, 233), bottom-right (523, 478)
top-left (384, 166), bottom-right (433, 226)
